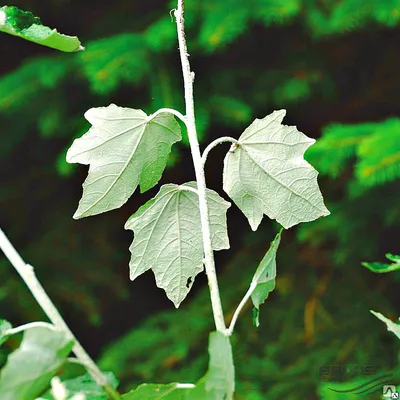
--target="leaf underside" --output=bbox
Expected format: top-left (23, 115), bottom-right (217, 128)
top-left (0, 326), bottom-right (74, 400)
top-left (0, 6), bottom-right (82, 52)
top-left (125, 182), bottom-right (230, 307)
top-left (67, 104), bottom-right (181, 218)
top-left (187, 332), bottom-right (235, 400)
top-left (223, 109), bottom-right (330, 230)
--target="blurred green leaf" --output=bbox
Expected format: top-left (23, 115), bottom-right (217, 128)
top-left (363, 253), bottom-right (400, 273)
top-left (122, 383), bottom-right (191, 399)
top-left (40, 372), bottom-right (118, 400)
top-left (0, 320), bottom-right (12, 347)
top-left (0, 6), bottom-right (82, 52)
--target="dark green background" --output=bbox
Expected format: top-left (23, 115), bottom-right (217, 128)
top-left (0, 1), bottom-right (399, 398)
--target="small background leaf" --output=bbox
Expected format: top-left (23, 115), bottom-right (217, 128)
top-left (362, 253), bottom-right (400, 273)
top-left (0, 6), bottom-right (82, 52)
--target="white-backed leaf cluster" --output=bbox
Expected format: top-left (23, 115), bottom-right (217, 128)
top-left (223, 110), bottom-right (330, 230)
top-left (67, 104), bottom-right (181, 218)
top-left (125, 182), bottom-right (230, 307)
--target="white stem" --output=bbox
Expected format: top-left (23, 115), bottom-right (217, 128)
top-left (178, 185), bottom-right (199, 195)
top-left (201, 136), bottom-right (239, 168)
top-left (0, 227), bottom-right (120, 399)
top-left (176, 383), bottom-right (196, 389)
top-left (174, 1), bottom-right (226, 333)
top-left (5, 321), bottom-right (56, 335)
top-left (227, 280), bottom-right (258, 335)
top-left (148, 107), bottom-right (186, 124)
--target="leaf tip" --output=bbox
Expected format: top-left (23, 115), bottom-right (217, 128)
top-left (72, 210), bottom-right (82, 220)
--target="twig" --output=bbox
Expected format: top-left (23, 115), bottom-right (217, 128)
top-left (0, 227), bottom-right (120, 400)
top-left (174, 1), bottom-right (226, 333)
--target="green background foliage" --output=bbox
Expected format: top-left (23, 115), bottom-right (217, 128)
top-left (0, 0), bottom-right (399, 398)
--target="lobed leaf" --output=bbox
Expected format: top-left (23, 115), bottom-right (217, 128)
top-left (0, 6), bottom-right (82, 52)
top-left (67, 104), bottom-right (181, 218)
top-left (0, 326), bottom-right (74, 400)
top-left (125, 182), bottom-right (230, 307)
top-left (251, 230), bottom-right (282, 327)
top-left (223, 109), bottom-right (330, 230)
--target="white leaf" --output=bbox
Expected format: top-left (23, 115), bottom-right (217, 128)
top-left (125, 182), bottom-right (230, 307)
top-left (223, 109), bottom-right (330, 229)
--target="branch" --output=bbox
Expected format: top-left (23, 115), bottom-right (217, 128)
top-left (0, 227), bottom-right (120, 400)
top-left (174, 1), bottom-right (226, 333)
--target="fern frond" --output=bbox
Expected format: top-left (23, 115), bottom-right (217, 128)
top-left (198, 0), bottom-right (251, 52)
top-left (356, 119), bottom-right (400, 186)
top-left (208, 95), bottom-right (252, 126)
top-left (306, 0), bottom-right (400, 36)
top-left (0, 56), bottom-right (70, 111)
top-left (79, 33), bottom-right (149, 94)
top-left (306, 121), bottom-right (377, 177)
top-left (253, 0), bottom-right (301, 25)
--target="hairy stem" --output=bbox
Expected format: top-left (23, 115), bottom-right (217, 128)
top-left (174, 0), bottom-right (226, 333)
top-left (148, 107), bottom-right (186, 124)
top-left (227, 280), bottom-right (258, 335)
top-left (201, 136), bottom-right (239, 168)
top-left (0, 227), bottom-right (120, 400)
top-left (5, 321), bottom-right (56, 335)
